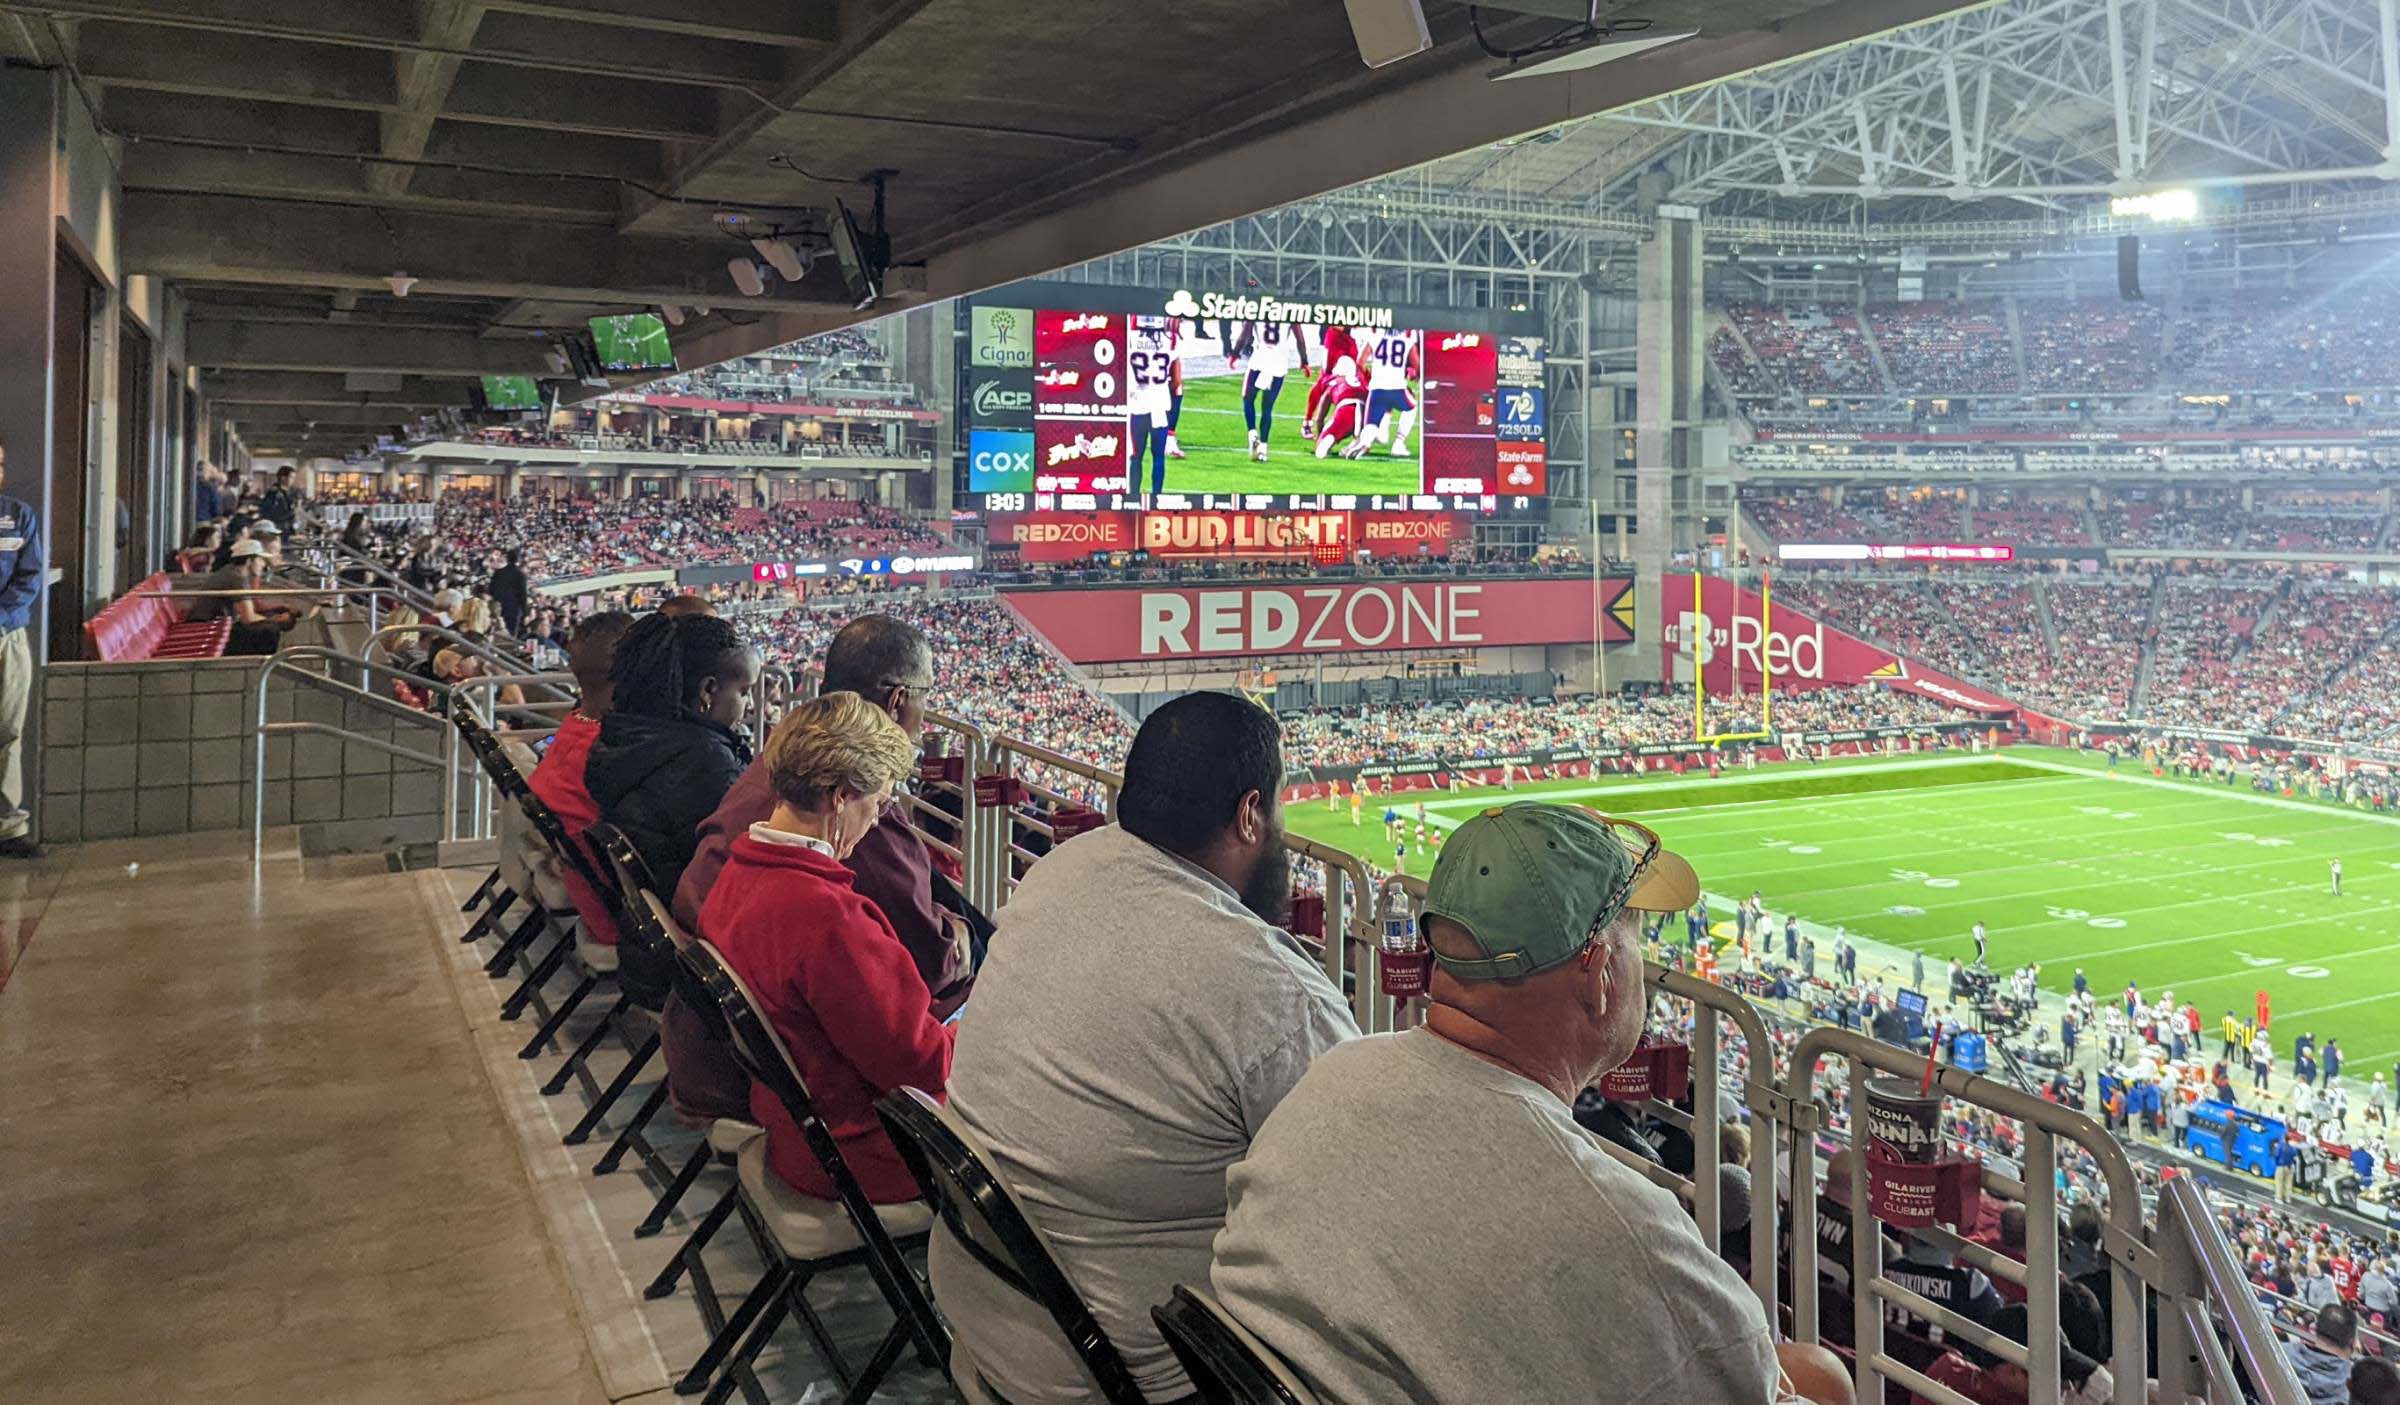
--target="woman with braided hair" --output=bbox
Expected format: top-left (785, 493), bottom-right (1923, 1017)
top-left (585, 610), bottom-right (763, 908)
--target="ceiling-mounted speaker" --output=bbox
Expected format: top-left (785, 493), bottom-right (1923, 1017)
top-left (1343, 0), bottom-right (1431, 67)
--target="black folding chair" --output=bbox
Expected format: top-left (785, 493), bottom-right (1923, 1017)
top-left (874, 1086), bottom-right (1146, 1404)
top-left (448, 705), bottom-right (580, 1014)
top-left (1152, 1285), bottom-right (1318, 1405)
top-left (679, 939), bottom-right (948, 1404)
top-left (585, 821), bottom-right (735, 1218)
top-left (625, 895), bottom-right (775, 1405)
top-left (452, 704), bottom-right (657, 1142)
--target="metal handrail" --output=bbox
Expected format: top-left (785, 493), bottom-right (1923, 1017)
top-left (357, 621), bottom-right (567, 704)
top-left (449, 672), bottom-right (577, 841)
top-left (250, 647), bottom-right (462, 864)
top-left (322, 538), bottom-right (543, 674)
top-left (1784, 1025), bottom-right (2148, 1405)
top-left (2154, 1173), bottom-right (2308, 1404)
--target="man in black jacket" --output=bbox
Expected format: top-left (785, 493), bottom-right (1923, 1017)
top-left (487, 549), bottom-right (529, 638)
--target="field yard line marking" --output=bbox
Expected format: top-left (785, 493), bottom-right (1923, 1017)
top-left (1503, 780), bottom-right (2091, 829)
top-left (1414, 754), bottom-right (2008, 813)
top-left (2026, 901), bottom-right (2400, 963)
top-left (1665, 796), bottom-right (2377, 862)
top-left (2269, 980), bottom-right (2400, 1022)
top-left (1805, 831), bottom-right (2400, 907)
top-left (1644, 775), bottom-right (2340, 840)
top-left (2136, 939), bottom-right (2400, 995)
top-left (1722, 816), bottom-right (2400, 909)
top-left (2007, 755), bottom-right (2400, 828)
top-left (1411, 774), bottom-right (2085, 832)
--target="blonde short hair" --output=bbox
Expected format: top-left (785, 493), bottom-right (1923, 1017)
top-left (766, 692), bottom-right (918, 811)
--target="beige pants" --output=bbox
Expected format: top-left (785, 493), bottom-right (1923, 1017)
top-left (0, 627), bottom-right (28, 839)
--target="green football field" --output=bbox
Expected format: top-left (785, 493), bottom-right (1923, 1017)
top-left (1148, 369), bottom-right (1419, 496)
top-left (1286, 747), bottom-right (2400, 1074)
top-left (593, 313), bottom-right (675, 371)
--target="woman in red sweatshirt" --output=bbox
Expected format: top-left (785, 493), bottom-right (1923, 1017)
top-left (699, 691), bottom-right (952, 1204)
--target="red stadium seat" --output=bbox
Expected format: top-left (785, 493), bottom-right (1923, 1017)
top-left (82, 572), bottom-right (231, 663)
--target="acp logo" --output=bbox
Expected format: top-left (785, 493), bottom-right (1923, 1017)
top-left (1164, 289), bottom-right (1202, 318)
top-left (971, 378), bottom-right (1031, 418)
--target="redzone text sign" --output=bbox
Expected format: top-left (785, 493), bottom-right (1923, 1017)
top-left (1000, 578), bottom-right (1621, 662)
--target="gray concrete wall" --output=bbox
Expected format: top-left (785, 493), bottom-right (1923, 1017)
top-left (39, 658), bottom-right (450, 848)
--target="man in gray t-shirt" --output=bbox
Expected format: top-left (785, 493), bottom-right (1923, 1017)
top-left (1212, 802), bottom-right (1831, 1404)
top-left (933, 693), bottom-right (1357, 1402)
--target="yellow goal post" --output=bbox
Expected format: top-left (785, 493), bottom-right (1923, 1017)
top-left (1692, 566), bottom-right (1776, 746)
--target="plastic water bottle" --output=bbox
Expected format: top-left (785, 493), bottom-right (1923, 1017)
top-left (1377, 875), bottom-right (1428, 998)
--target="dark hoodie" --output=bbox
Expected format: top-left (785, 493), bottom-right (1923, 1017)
top-left (584, 710), bottom-right (753, 903)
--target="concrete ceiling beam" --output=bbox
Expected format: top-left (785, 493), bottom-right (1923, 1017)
top-left (370, 1), bottom-right (488, 199)
top-left (124, 191), bottom-right (850, 308)
top-left (77, 27), bottom-right (719, 139)
top-left (201, 371), bottom-right (480, 408)
top-left (477, 0), bottom-right (835, 48)
top-left (188, 322), bottom-right (556, 376)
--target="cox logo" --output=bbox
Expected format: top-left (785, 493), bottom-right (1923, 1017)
top-left (968, 430), bottom-right (1033, 489)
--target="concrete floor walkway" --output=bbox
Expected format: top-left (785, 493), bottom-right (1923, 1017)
top-left (0, 831), bottom-right (613, 1404)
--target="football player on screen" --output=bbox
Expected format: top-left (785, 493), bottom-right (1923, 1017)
top-left (1237, 320), bottom-right (1312, 461)
top-left (1125, 316), bottom-right (1179, 496)
top-left (1353, 327), bottom-right (1420, 457)
top-left (1305, 324), bottom-right (1360, 438)
top-left (1312, 353), bottom-right (1372, 460)
top-left (1163, 316), bottom-right (1196, 460)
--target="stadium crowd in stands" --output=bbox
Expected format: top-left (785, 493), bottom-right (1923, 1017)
top-left (433, 491), bottom-right (950, 585)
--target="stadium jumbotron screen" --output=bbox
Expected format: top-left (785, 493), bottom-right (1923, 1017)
top-left (961, 280), bottom-right (1544, 513)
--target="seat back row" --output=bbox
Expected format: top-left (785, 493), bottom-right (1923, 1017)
top-left (84, 572), bottom-right (231, 662)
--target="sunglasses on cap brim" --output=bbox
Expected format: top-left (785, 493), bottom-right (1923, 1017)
top-left (1574, 810), bottom-right (1663, 971)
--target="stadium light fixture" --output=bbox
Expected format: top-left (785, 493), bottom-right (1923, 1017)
top-left (727, 257), bottom-right (767, 297)
top-left (1488, 26), bottom-right (1695, 82)
top-left (751, 237), bottom-right (812, 283)
top-left (386, 271), bottom-right (418, 298)
top-left (2110, 189), bottom-right (2199, 223)
top-left (1342, 0), bottom-right (1432, 67)
top-left (659, 303), bottom-right (685, 327)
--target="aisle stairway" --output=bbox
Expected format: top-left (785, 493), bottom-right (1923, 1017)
top-left (2126, 574), bottom-right (2168, 715)
top-left (2003, 297), bottom-right (2030, 389)
top-left (1854, 304), bottom-right (1897, 392)
top-left (2032, 578), bottom-right (2063, 662)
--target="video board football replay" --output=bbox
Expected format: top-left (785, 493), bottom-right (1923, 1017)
top-left (962, 281), bottom-right (1546, 511)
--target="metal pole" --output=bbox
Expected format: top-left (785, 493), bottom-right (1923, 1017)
top-left (2025, 1130), bottom-right (2060, 1404)
top-left (1692, 1002), bottom-right (1722, 1252)
top-left (1849, 1056), bottom-right (1883, 1404)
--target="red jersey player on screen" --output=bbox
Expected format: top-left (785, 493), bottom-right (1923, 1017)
top-left (1312, 356), bottom-right (1370, 459)
top-left (1306, 324), bottom-right (1359, 437)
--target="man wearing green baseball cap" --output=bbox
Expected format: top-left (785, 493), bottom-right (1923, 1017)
top-left (1207, 802), bottom-right (1848, 1404)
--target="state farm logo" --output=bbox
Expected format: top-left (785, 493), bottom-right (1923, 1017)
top-left (1022, 521), bottom-right (1119, 544)
top-left (1164, 289), bottom-right (1202, 318)
top-left (972, 380), bottom-right (1031, 415)
top-left (1440, 333), bottom-right (1482, 351)
top-left (1363, 519), bottom-right (1452, 540)
top-left (1506, 462), bottom-right (1537, 487)
top-left (1061, 313), bottom-right (1110, 333)
top-left (1037, 369), bottom-right (1082, 388)
top-left (1046, 433), bottom-right (1120, 466)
